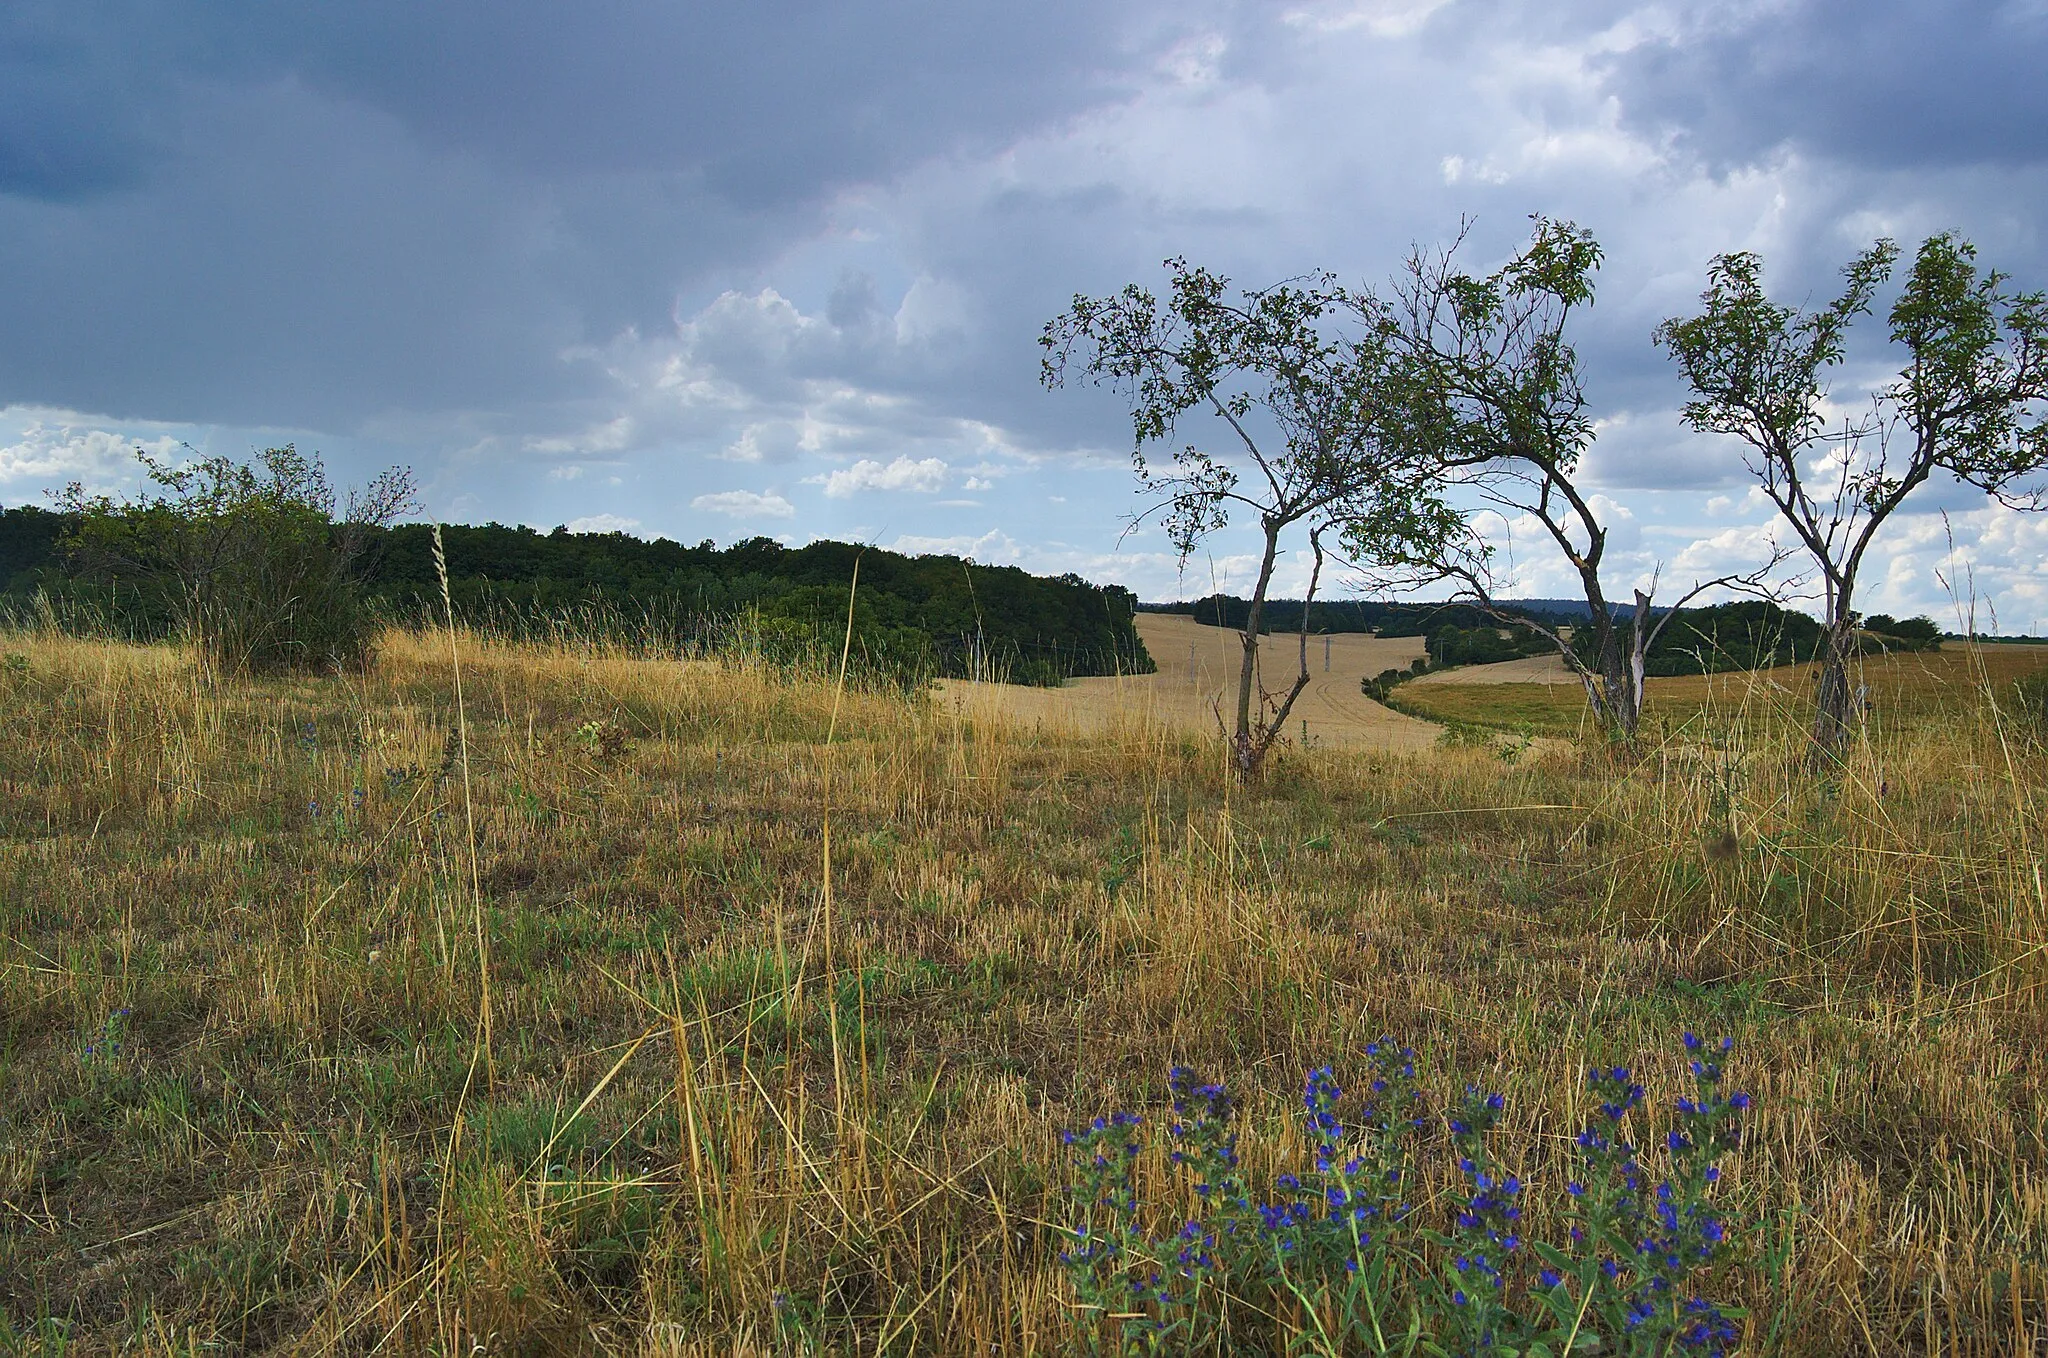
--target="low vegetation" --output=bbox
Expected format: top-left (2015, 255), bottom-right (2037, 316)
top-left (0, 498), bottom-right (1154, 690)
top-left (1, 617), bottom-right (2044, 1354)
top-left (1388, 644), bottom-right (2045, 742)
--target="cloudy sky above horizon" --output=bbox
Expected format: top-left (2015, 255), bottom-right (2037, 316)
top-left (5, 1), bottom-right (2046, 628)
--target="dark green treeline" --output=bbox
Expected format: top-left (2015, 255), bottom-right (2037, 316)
top-left (0, 508), bottom-right (1153, 687)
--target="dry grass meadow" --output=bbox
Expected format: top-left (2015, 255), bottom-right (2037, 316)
top-left (3, 620), bottom-right (2048, 1354)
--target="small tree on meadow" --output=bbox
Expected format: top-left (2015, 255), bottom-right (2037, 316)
top-left (56, 445), bottom-right (418, 675)
top-left (1352, 218), bottom-right (1785, 746)
top-left (1042, 259), bottom-right (1446, 779)
top-left (1657, 234), bottom-right (2048, 767)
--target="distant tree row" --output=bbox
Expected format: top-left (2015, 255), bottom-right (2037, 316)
top-left (0, 489), bottom-right (1152, 688)
top-left (1144, 590), bottom-right (1939, 681)
top-left (368, 523), bottom-right (1151, 686)
top-left (1142, 595), bottom-right (1582, 637)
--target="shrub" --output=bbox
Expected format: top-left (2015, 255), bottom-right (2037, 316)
top-left (1861, 614), bottom-right (1941, 649)
top-left (1059, 1035), bottom-right (1749, 1355)
top-left (55, 446), bottom-right (415, 675)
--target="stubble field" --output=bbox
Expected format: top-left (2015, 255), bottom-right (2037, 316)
top-left (937, 614), bottom-right (1435, 753)
top-left (2, 624), bottom-right (2046, 1354)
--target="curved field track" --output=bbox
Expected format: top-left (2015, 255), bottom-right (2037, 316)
top-left (1408, 653), bottom-right (1578, 685)
top-left (935, 613), bottom-right (1439, 752)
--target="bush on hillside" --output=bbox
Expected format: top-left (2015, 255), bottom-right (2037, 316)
top-left (1425, 622), bottom-right (1550, 667)
top-left (1858, 614), bottom-right (1942, 653)
top-left (55, 446), bottom-right (416, 675)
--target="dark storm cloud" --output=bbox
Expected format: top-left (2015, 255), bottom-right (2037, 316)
top-left (2, 1), bottom-right (1144, 197)
top-left (7, 0), bottom-right (2046, 623)
top-left (0, 1), bottom-right (1160, 425)
top-left (1604, 0), bottom-right (2048, 172)
top-left (260, 3), bottom-right (1139, 200)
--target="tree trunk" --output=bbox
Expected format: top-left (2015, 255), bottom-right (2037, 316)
top-left (1232, 519), bottom-right (1283, 780)
top-left (1811, 619), bottom-right (1858, 769)
top-left (1619, 588), bottom-right (1652, 739)
top-left (1584, 602), bottom-right (1642, 746)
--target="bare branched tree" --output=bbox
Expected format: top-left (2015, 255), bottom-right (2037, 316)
top-left (1352, 218), bottom-right (1789, 743)
top-left (1657, 233), bottom-right (2048, 767)
top-left (1042, 259), bottom-right (1443, 779)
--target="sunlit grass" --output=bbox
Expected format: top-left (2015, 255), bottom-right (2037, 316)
top-left (1390, 643), bottom-right (2048, 741)
top-left (0, 625), bottom-right (2044, 1353)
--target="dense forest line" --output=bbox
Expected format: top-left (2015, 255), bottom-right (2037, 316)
top-left (1149, 592), bottom-right (1940, 678)
top-left (0, 507), bottom-right (1153, 687)
top-left (1145, 594), bottom-right (1586, 637)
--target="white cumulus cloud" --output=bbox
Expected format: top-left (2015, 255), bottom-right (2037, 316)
top-left (0, 422), bottom-right (182, 492)
top-left (691, 489), bottom-right (795, 519)
top-left (564, 513), bottom-right (642, 534)
top-left (813, 455), bottom-right (949, 498)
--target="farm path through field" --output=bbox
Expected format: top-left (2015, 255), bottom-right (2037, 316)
top-left (1408, 652), bottom-right (1578, 685)
top-left (935, 613), bottom-right (1439, 751)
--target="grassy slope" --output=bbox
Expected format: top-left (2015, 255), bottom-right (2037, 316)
top-left (1388, 645), bottom-right (2048, 740)
top-left (0, 629), bottom-right (2045, 1353)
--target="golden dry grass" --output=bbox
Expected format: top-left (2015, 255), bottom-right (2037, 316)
top-left (0, 624), bottom-right (2045, 1353)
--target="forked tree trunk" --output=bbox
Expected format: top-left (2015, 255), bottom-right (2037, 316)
top-left (1811, 620), bottom-right (1859, 770)
top-left (1578, 602), bottom-right (1644, 748)
top-left (1229, 520), bottom-right (1283, 778)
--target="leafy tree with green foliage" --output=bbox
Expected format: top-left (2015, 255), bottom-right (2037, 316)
top-left (361, 525), bottom-right (1148, 686)
top-left (1354, 218), bottom-right (1786, 745)
top-left (1043, 258), bottom-right (1448, 778)
top-left (1629, 599), bottom-right (1825, 677)
top-left (55, 446), bottom-right (417, 675)
top-left (1859, 614), bottom-right (1941, 651)
top-left (1657, 234), bottom-right (2048, 766)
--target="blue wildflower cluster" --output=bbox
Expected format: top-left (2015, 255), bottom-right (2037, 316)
top-left (1527, 1034), bottom-right (1750, 1353)
top-left (1431, 1084), bottom-right (1523, 1351)
top-left (307, 784), bottom-right (366, 839)
top-left (1059, 1111), bottom-right (1146, 1342)
top-left (1165, 1066), bottom-right (1243, 1209)
top-left (1058, 1035), bottom-right (1753, 1356)
top-left (80, 1007), bottom-right (133, 1064)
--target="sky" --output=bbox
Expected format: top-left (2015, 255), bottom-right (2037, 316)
top-left (4, 0), bottom-right (2046, 629)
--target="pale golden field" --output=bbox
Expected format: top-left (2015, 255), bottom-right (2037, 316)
top-left (2, 624), bottom-right (2046, 1354)
top-left (1408, 654), bottom-right (1578, 687)
top-left (937, 613), bottom-right (1435, 752)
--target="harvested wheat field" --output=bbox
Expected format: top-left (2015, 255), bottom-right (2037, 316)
top-left (1408, 652), bottom-right (1579, 686)
top-left (937, 612), bottom-right (1437, 751)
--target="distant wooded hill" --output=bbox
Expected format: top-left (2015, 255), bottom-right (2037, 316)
top-left (1143, 594), bottom-right (1591, 636)
top-left (0, 507), bottom-right (1153, 687)
top-left (1144, 593), bottom-right (1940, 677)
